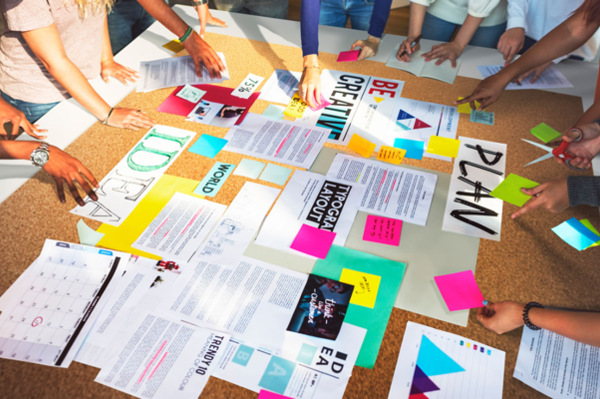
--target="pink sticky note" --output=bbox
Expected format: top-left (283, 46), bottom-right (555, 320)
top-left (258, 390), bottom-right (293, 399)
top-left (434, 270), bottom-right (485, 311)
top-left (290, 224), bottom-right (336, 259)
top-left (337, 50), bottom-right (360, 62)
top-left (362, 215), bottom-right (402, 246)
top-left (309, 93), bottom-right (332, 111)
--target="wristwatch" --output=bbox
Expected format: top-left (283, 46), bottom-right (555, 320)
top-left (30, 142), bottom-right (50, 167)
top-left (191, 0), bottom-right (208, 6)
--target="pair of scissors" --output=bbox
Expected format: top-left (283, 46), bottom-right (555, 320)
top-left (522, 128), bottom-right (587, 171)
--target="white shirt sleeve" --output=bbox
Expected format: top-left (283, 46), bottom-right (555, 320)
top-left (506, 0), bottom-right (529, 30)
top-left (467, 0), bottom-right (502, 19)
top-left (410, 0), bottom-right (435, 7)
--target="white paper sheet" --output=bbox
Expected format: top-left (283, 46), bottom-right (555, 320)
top-left (95, 312), bottom-right (229, 399)
top-left (514, 326), bottom-right (600, 399)
top-left (158, 256), bottom-right (308, 353)
top-left (223, 113), bottom-right (328, 169)
top-left (131, 193), bottom-right (226, 262)
top-left (231, 73), bottom-right (265, 99)
top-left (385, 46), bottom-right (462, 85)
top-left (193, 182), bottom-right (280, 267)
top-left (478, 64), bottom-right (573, 90)
top-left (326, 154), bottom-right (438, 226)
top-left (255, 171), bottom-right (363, 256)
top-left (0, 240), bottom-right (129, 367)
top-left (442, 137), bottom-right (506, 241)
top-left (259, 70), bottom-right (301, 104)
top-left (0, 257), bottom-right (40, 312)
top-left (389, 322), bottom-right (505, 399)
top-left (214, 323), bottom-right (367, 398)
top-left (137, 54), bottom-right (230, 92)
top-left (70, 125), bottom-right (195, 226)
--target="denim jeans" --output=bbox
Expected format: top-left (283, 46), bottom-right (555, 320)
top-left (1, 92), bottom-right (60, 124)
top-left (208, 0), bottom-right (288, 19)
top-left (108, 0), bottom-right (156, 55)
top-left (319, 0), bottom-right (374, 31)
top-left (422, 12), bottom-right (507, 49)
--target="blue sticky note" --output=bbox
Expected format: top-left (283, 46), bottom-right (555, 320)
top-left (262, 104), bottom-right (285, 120)
top-left (552, 217), bottom-right (600, 251)
top-left (259, 164), bottom-right (293, 185)
top-left (188, 134), bottom-right (228, 158)
top-left (233, 158), bottom-right (266, 179)
top-left (193, 162), bottom-right (235, 197)
top-left (394, 138), bottom-right (425, 160)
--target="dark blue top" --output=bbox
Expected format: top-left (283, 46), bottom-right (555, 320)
top-left (300, 0), bottom-right (392, 56)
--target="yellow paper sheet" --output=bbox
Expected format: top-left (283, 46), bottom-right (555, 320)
top-left (377, 146), bottom-right (406, 165)
top-left (457, 97), bottom-right (481, 114)
top-left (163, 39), bottom-right (185, 53)
top-left (283, 92), bottom-right (308, 118)
top-left (97, 174), bottom-right (204, 259)
top-left (581, 219), bottom-right (600, 249)
top-left (426, 136), bottom-right (461, 158)
top-left (348, 134), bottom-right (376, 158)
top-left (340, 268), bottom-right (381, 309)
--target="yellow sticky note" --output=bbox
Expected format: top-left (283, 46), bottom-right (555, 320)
top-left (348, 134), bottom-right (376, 158)
top-left (97, 174), bottom-right (204, 259)
top-left (163, 39), bottom-right (185, 53)
top-left (340, 268), bottom-right (381, 309)
top-left (284, 92), bottom-right (308, 118)
top-left (426, 136), bottom-right (461, 158)
top-left (581, 219), bottom-right (600, 249)
top-left (457, 97), bottom-right (481, 114)
top-left (377, 146), bottom-right (406, 165)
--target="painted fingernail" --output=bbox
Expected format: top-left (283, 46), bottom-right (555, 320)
top-left (483, 300), bottom-right (488, 306)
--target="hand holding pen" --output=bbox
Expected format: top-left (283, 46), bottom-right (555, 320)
top-left (396, 35), bottom-right (422, 62)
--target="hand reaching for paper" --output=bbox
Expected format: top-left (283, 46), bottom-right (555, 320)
top-left (0, 98), bottom-right (47, 140)
top-left (196, 4), bottom-right (227, 37)
top-left (299, 60), bottom-right (322, 109)
top-left (350, 36), bottom-right (381, 61)
top-left (101, 60), bottom-right (139, 85)
top-left (455, 72), bottom-right (512, 111)
top-left (477, 301), bottom-right (525, 334)
top-left (511, 178), bottom-right (570, 219)
top-left (183, 32), bottom-right (226, 79)
top-left (107, 108), bottom-right (156, 131)
top-left (517, 61), bottom-right (552, 84)
top-left (497, 27), bottom-right (525, 65)
top-left (422, 41), bottom-right (463, 68)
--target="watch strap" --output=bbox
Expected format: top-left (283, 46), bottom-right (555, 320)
top-left (191, 0), bottom-right (208, 6)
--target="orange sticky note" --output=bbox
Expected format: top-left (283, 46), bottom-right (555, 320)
top-left (377, 145), bottom-right (406, 165)
top-left (348, 134), bottom-right (376, 158)
top-left (426, 136), bottom-right (461, 158)
top-left (163, 39), bottom-right (185, 53)
top-left (284, 92), bottom-right (308, 118)
top-left (457, 97), bottom-right (481, 114)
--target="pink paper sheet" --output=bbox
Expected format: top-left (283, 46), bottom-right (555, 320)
top-left (337, 50), bottom-right (360, 62)
top-left (258, 390), bottom-right (293, 399)
top-left (290, 224), bottom-right (336, 259)
top-left (309, 94), bottom-right (332, 111)
top-left (434, 270), bottom-right (485, 311)
top-left (157, 84), bottom-right (259, 125)
top-left (362, 215), bottom-right (402, 246)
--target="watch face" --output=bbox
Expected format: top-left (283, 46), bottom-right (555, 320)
top-left (34, 150), bottom-right (49, 165)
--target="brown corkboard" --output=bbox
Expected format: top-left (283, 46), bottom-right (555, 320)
top-left (1, 32), bottom-right (598, 399)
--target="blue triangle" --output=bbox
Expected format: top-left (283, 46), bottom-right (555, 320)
top-left (397, 109), bottom-right (415, 120)
top-left (416, 335), bottom-right (465, 377)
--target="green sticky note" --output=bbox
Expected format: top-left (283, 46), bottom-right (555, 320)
top-left (531, 123), bottom-right (562, 143)
top-left (312, 245), bottom-right (406, 369)
top-left (259, 164), bottom-right (293, 185)
top-left (490, 173), bottom-right (539, 207)
top-left (580, 219), bottom-right (600, 248)
top-left (262, 104), bottom-right (285, 120)
top-left (470, 110), bottom-right (494, 125)
top-left (233, 158), bottom-right (266, 179)
top-left (77, 219), bottom-right (104, 246)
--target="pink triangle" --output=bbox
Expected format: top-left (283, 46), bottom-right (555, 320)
top-left (413, 119), bottom-right (431, 129)
top-left (409, 394), bottom-right (430, 399)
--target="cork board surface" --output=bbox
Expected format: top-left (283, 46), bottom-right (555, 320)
top-left (1, 32), bottom-right (599, 399)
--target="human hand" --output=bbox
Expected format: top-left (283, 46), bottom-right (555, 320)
top-left (497, 28), bottom-right (525, 65)
top-left (183, 32), bottom-right (226, 79)
top-left (196, 4), bottom-right (227, 37)
top-left (422, 41), bottom-right (463, 67)
top-left (44, 146), bottom-right (99, 206)
top-left (107, 108), bottom-right (156, 131)
top-left (511, 178), bottom-right (569, 219)
top-left (101, 59), bottom-right (139, 85)
top-left (517, 61), bottom-right (552, 84)
top-left (0, 98), bottom-right (47, 140)
top-left (477, 301), bottom-right (525, 334)
top-left (396, 36), bottom-right (421, 62)
top-left (557, 123), bottom-right (600, 170)
top-left (454, 73), bottom-right (512, 111)
top-left (299, 67), bottom-right (321, 109)
top-left (350, 36), bottom-right (381, 61)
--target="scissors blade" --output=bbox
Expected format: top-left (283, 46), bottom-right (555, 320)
top-left (524, 152), bottom-right (554, 167)
top-left (521, 139), bottom-right (553, 153)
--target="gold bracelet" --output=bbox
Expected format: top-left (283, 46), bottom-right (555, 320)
top-left (303, 65), bottom-right (320, 71)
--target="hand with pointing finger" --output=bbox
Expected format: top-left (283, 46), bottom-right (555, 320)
top-left (497, 28), bottom-right (525, 65)
top-left (454, 72), bottom-right (512, 111)
top-left (511, 178), bottom-right (570, 219)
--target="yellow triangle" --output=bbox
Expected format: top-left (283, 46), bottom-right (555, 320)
top-left (374, 97), bottom-right (384, 103)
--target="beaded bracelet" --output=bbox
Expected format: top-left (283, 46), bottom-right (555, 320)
top-left (523, 301), bottom-right (544, 330)
top-left (179, 26), bottom-right (193, 43)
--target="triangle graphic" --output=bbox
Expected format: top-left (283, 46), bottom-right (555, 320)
top-left (411, 365), bottom-right (440, 394)
top-left (397, 109), bottom-right (415, 120)
top-left (409, 394), bottom-right (430, 399)
top-left (413, 118), bottom-right (431, 129)
top-left (417, 336), bottom-right (465, 377)
top-left (396, 121), bottom-right (412, 131)
top-left (374, 97), bottom-right (385, 103)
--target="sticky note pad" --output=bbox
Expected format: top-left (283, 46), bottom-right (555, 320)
top-left (188, 134), bottom-right (228, 159)
top-left (457, 97), bottom-right (481, 114)
top-left (176, 84), bottom-right (205, 103)
top-left (377, 146), bottom-right (406, 165)
top-left (362, 215), bottom-right (402, 246)
top-left (262, 104), bottom-right (285, 120)
top-left (258, 390), bottom-right (292, 399)
top-left (337, 50), bottom-right (360, 62)
top-left (580, 219), bottom-right (600, 249)
top-left (470, 110), bottom-right (495, 125)
top-left (259, 163), bottom-right (293, 186)
top-left (309, 94), bottom-right (332, 112)
top-left (194, 162), bottom-right (235, 197)
top-left (552, 217), bottom-right (600, 251)
top-left (162, 39), bottom-right (185, 53)
top-left (394, 138), bottom-right (425, 160)
top-left (490, 174), bottom-right (539, 207)
top-left (426, 136), bottom-right (460, 158)
top-left (233, 158), bottom-right (266, 179)
top-left (290, 224), bottom-right (336, 259)
top-left (348, 134), bottom-right (376, 158)
top-left (77, 219), bottom-right (104, 246)
top-left (340, 268), bottom-right (381, 309)
top-left (284, 92), bottom-right (308, 118)
top-left (531, 123), bottom-right (562, 143)
top-left (434, 270), bottom-right (485, 311)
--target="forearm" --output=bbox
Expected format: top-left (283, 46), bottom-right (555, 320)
top-left (453, 15), bottom-right (483, 49)
top-left (577, 100), bottom-right (600, 125)
top-left (408, 3), bottom-right (427, 38)
top-left (529, 307), bottom-right (600, 347)
top-left (0, 141), bottom-right (38, 160)
top-left (136, 0), bottom-right (189, 37)
top-left (300, 0), bottom-right (320, 56)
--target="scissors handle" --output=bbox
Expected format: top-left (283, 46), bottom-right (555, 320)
top-left (552, 140), bottom-right (572, 159)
